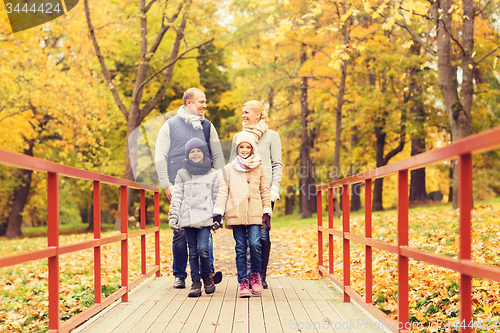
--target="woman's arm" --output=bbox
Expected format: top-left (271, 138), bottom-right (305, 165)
top-left (270, 131), bottom-right (283, 201)
top-left (229, 133), bottom-right (238, 162)
top-left (260, 166), bottom-right (272, 216)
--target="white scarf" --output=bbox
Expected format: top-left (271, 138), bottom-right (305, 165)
top-left (177, 105), bottom-right (203, 130)
top-left (242, 120), bottom-right (268, 142)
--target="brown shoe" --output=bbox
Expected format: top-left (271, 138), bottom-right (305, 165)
top-left (188, 280), bottom-right (202, 297)
top-left (201, 273), bottom-right (215, 294)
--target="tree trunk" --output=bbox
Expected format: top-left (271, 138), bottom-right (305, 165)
top-left (373, 109), bottom-right (406, 211)
top-left (351, 183), bottom-right (362, 212)
top-left (350, 129), bottom-right (361, 212)
top-left (373, 125), bottom-right (386, 211)
top-left (434, 0), bottom-right (474, 208)
top-left (409, 107), bottom-right (427, 204)
top-left (331, 10), bottom-right (349, 217)
top-left (300, 44), bottom-right (312, 219)
top-left (6, 141), bottom-right (34, 238)
top-left (409, 137), bottom-right (427, 204)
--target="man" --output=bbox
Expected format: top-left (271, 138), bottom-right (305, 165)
top-left (155, 88), bottom-right (225, 289)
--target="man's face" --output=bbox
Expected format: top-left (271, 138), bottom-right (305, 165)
top-left (186, 92), bottom-right (207, 116)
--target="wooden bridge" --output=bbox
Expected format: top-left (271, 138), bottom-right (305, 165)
top-left (1, 126), bottom-right (500, 333)
top-left (73, 276), bottom-right (389, 333)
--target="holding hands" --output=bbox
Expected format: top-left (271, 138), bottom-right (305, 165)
top-left (212, 215), bottom-right (223, 232)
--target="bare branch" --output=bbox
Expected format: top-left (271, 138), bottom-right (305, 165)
top-left (476, 45), bottom-right (500, 65)
top-left (145, 0), bottom-right (157, 13)
top-left (0, 108), bottom-right (31, 123)
top-left (84, 0), bottom-right (128, 118)
top-left (140, 2), bottom-right (192, 120)
top-left (285, 35), bottom-right (330, 57)
top-left (477, 0), bottom-right (492, 16)
top-left (94, 21), bottom-right (124, 30)
top-left (138, 38), bottom-right (214, 91)
top-left (355, 23), bottom-right (382, 45)
top-left (148, 1), bottom-right (184, 58)
top-left (397, 12), bottom-right (436, 56)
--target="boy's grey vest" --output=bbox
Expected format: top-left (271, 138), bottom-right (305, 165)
top-left (167, 115), bottom-right (211, 185)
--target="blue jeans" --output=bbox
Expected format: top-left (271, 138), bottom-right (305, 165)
top-left (184, 227), bottom-right (212, 281)
top-left (173, 228), bottom-right (214, 279)
top-left (233, 224), bottom-right (261, 283)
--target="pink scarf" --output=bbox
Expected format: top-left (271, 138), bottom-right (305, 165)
top-left (232, 154), bottom-right (262, 172)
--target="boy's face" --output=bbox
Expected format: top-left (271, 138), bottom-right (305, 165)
top-left (189, 148), bottom-right (204, 163)
top-left (238, 142), bottom-right (253, 159)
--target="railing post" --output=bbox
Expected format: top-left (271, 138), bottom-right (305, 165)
top-left (317, 188), bottom-right (323, 274)
top-left (328, 187), bottom-right (334, 275)
top-left (155, 191), bottom-right (161, 277)
top-left (365, 178), bottom-right (372, 304)
top-left (342, 184), bottom-right (350, 302)
top-left (459, 153), bottom-right (473, 333)
top-left (398, 170), bottom-right (409, 332)
top-left (47, 172), bottom-right (60, 332)
top-left (120, 185), bottom-right (129, 302)
top-left (93, 181), bottom-right (102, 304)
top-left (140, 189), bottom-right (146, 275)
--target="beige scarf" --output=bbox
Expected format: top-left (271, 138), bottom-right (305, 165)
top-left (242, 120), bottom-right (268, 142)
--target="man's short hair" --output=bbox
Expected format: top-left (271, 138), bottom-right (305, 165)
top-left (183, 88), bottom-right (205, 105)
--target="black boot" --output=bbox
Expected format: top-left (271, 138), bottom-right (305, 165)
top-left (260, 240), bottom-right (271, 289)
top-left (188, 279), bottom-right (202, 297)
top-left (201, 273), bottom-right (216, 294)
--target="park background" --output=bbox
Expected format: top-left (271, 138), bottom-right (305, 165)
top-left (0, 0), bottom-right (499, 332)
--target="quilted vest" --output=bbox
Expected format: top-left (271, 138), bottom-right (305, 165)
top-left (167, 115), bottom-right (211, 184)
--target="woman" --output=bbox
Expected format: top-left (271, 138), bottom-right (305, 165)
top-left (230, 100), bottom-right (283, 289)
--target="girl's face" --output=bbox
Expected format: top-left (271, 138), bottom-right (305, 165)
top-left (242, 106), bottom-right (261, 126)
top-left (238, 142), bottom-right (253, 159)
top-left (189, 148), bottom-right (204, 163)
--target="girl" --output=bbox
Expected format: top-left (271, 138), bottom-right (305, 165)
top-left (231, 100), bottom-right (282, 289)
top-left (213, 132), bottom-right (272, 297)
top-left (168, 137), bottom-right (221, 297)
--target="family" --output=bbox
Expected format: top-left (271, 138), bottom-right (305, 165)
top-left (155, 88), bottom-right (283, 298)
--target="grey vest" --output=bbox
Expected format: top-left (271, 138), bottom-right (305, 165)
top-left (167, 116), bottom-right (211, 184)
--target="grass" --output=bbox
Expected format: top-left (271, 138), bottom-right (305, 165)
top-left (19, 222), bottom-right (115, 238)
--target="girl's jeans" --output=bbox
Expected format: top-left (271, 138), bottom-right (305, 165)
top-left (184, 226), bottom-right (212, 281)
top-left (232, 224), bottom-right (262, 283)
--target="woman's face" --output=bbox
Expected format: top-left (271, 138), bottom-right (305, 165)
top-left (238, 142), bottom-right (253, 159)
top-left (242, 106), bottom-right (261, 126)
top-left (188, 148), bottom-right (204, 163)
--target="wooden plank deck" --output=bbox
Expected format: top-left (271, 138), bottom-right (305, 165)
top-left (73, 276), bottom-right (391, 333)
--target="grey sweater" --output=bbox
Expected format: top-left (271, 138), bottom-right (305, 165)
top-left (169, 168), bottom-right (221, 228)
top-left (230, 129), bottom-right (283, 193)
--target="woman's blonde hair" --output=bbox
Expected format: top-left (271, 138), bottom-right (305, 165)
top-left (243, 100), bottom-right (269, 123)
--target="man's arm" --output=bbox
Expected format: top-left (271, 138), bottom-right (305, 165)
top-left (229, 133), bottom-right (238, 163)
top-left (208, 123), bottom-right (226, 171)
top-left (154, 122), bottom-right (173, 193)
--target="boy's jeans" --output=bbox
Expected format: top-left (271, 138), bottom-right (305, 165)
top-left (184, 226), bottom-right (212, 281)
top-left (232, 224), bottom-right (261, 283)
top-left (172, 229), bottom-right (215, 279)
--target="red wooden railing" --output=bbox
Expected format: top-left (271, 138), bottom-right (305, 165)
top-left (316, 126), bottom-right (500, 333)
top-left (0, 149), bottom-right (162, 333)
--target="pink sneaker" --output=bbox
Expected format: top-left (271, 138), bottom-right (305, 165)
top-left (239, 279), bottom-right (251, 298)
top-left (250, 272), bottom-right (263, 294)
